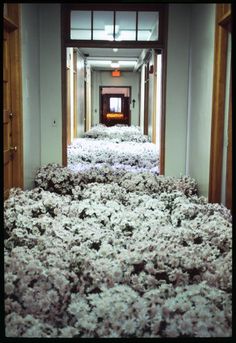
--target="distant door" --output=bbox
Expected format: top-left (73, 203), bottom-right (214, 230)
top-left (101, 93), bottom-right (130, 126)
top-left (3, 4), bottom-right (23, 199)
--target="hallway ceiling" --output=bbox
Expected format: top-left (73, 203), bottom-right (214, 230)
top-left (79, 48), bottom-right (144, 71)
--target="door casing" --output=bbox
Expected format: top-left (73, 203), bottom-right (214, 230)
top-left (3, 4), bottom-right (23, 199)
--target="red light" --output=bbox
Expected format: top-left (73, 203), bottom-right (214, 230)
top-left (112, 70), bottom-right (121, 77)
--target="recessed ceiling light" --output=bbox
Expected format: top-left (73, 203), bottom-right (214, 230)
top-left (113, 48), bottom-right (118, 52)
top-left (111, 62), bottom-right (120, 68)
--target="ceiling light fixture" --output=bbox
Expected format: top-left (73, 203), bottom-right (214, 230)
top-left (111, 62), bottom-right (120, 68)
top-left (118, 61), bottom-right (137, 66)
top-left (113, 48), bottom-right (118, 52)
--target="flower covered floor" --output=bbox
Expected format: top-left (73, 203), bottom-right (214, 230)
top-left (67, 124), bottom-right (159, 174)
top-left (4, 126), bottom-right (232, 337)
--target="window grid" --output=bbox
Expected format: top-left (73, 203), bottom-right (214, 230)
top-left (70, 10), bottom-right (159, 42)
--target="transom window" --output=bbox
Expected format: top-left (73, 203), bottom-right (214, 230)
top-left (70, 10), bottom-right (159, 42)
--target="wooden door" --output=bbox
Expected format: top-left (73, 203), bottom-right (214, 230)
top-left (3, 4), bottom-right (23, 199)
top-left (3, 27), bottom-right (13, 199)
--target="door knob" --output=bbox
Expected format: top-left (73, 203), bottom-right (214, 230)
top-left (10, 146), bottom-right (17, 152)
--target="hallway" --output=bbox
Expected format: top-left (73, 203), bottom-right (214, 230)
top-left (3, 3), bottom-right (232, 339)
top-left (4, 129), bottom-right (232, 337)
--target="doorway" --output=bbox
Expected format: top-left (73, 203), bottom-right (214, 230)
top-left (100, 86), bottom-right (131, 126)
top-left (61, 3), bottom-right (168, 172)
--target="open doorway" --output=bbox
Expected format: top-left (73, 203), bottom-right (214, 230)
top-left (100, 86), bottom-right (131, 126)
top-left (61, 3), bottom-right (168, 174)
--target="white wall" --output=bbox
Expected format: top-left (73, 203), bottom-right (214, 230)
top-left (91, 71), bottom-right (140, 127)
top-left (165, 4), bottom-right (191, 177)
top-left (39, 4), bottom-right (62, 165)
top-left (187, 4), bottom-right (215, 197)
top-left (21, 4), bottom-right (41, 189)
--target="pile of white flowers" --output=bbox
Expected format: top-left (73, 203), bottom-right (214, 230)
top-left (68, 138), bottom-right (159, 174)
top-left (4, 163), bottom-right (232, 338)
top-left (83, 124), bottom-right (149, 142)
top-left (68, 125), bottom-right (158, 174)
top-left (34, 164), bottom-right (198, 197)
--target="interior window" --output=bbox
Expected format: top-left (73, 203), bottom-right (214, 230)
top-left (71, 11), bottom-right (91, 40)
top-left (115, 11), bottom-right (136, 41)
top-left (70, 10), bottom-right (159, 42)
top-left (137, 12), bottom-right (159, 41)
top-left (93, 11), bottom-right (114, 40)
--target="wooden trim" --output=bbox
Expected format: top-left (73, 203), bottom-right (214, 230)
top-left (3, 110), bottom-right (10, 124)
top-left (6, 3), bottom-right (20, 26)
top-left (4, 150), bottom-right (10, 165)
top-left (61, 5), bottom-right (67, 166)
top-left (4, 16), bottom-right (18, 31)
top-left (3, 67), bottom-right (9, 82)
top-left (208, 4), bottom-right (230, 204)
top-left (66, 40), bottom-right (164, 49)
top-left (7, 4), bottom-right (23, 189)
top-left (63, 3), bottom-right (165, 12)
top-left (218, 11), bottom-right (231, 27)
top-left (226, 75), bottom-right (232, 210)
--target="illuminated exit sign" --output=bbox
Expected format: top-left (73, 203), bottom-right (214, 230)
top-left (112, 70), bottom-right (121, 77)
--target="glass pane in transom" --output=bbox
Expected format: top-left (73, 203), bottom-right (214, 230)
top-left (115, 11), bottom-right (136, 41)
top-left (93, 11), bottom-right (114, 40)
top-left (71, 11), bottom-right (91, 40)
top-left (138, 12), bottom-right (159, 41)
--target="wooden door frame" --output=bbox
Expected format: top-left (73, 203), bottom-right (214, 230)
top-left (3, 4), bottom-right (23, 195)
top-left (225, 76), bottom-right (232, 210)
top-left (208, 4), bottom-right (231, 207)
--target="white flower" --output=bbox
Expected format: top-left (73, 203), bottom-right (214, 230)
top-left (122, 318), bottom-right (137, 335)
